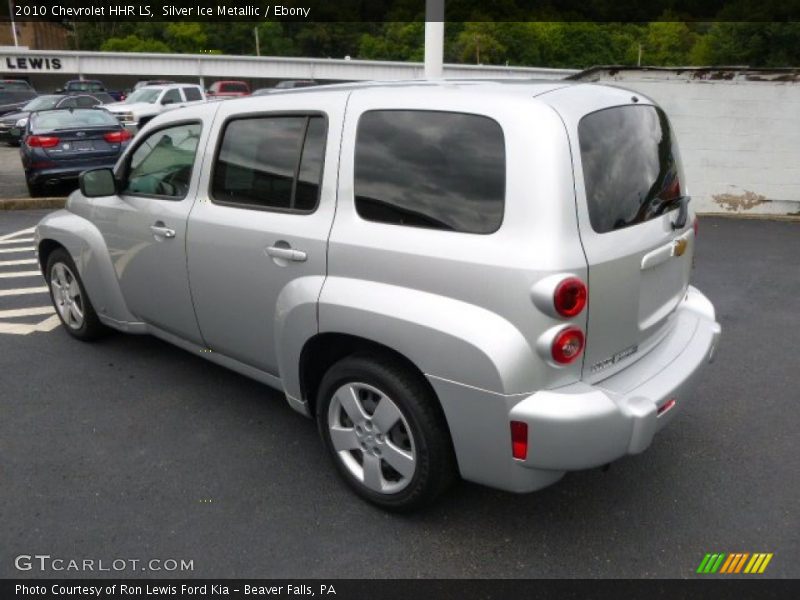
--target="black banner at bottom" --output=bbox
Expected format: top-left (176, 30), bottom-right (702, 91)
top-left (2, 579), bottom-right (798, 600)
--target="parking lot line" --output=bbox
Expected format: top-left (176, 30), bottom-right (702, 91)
top-left (0, 286), bottom-right (49, 297)
top-left (0, 227), bottom-right (34, 241)
top-left (0, 259), bottom-right (37, 266)
top-left (0, 238), bottom-right (34, 245)
top-left (0, 314), bottom-right (60, 335)
top-left (0, 306), bottom-right (54, 318)
top-left (0, 247), bottom-right (34, 254)
top-left (0, 270), bottom-right (41, 279)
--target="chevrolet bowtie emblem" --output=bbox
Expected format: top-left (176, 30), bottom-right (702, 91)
top-left (674, 238), bottom-right (688, 257)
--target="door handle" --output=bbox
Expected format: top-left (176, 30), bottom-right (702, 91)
top-left (150, 224), bottom-right (176, 239)
top-left (266, 245), bottom-right (307, 263)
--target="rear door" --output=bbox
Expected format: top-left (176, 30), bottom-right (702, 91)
top-left (186, 93), bottom-right (345, 374)
top-left (545, 86), bottom-right (695, 382)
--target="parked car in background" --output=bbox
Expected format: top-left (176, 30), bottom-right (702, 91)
top-left (0, 79), bottom-right (35, 91)
top-left (102, 84), bottom-right (206, 130)
top-left (57, 80), bottom-right (124, 102)
top-left (20, 108), bottom-right (132, 197)
top-left (33, 81), bottom-right (720, 510)
top-left (0, 89), bottom-right (38, 117)
top-left (206, 80), bottom-right (250, 98)
top-left (253, 81), bottom-right (320, 96)
top-left (0, 94), bottom-right (109, 146)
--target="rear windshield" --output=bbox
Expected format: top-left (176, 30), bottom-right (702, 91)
top-left (31, 109), bottom-right (119, 132)
top-left (66, 81), bottom-right (103, 91)
top-left (0, 90), bottom-right (35, 104)
top-left (579, 105), bottom-right (683, 234)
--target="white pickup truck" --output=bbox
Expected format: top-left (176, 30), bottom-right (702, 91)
top-left (103, 83), bottom-right (206, 130)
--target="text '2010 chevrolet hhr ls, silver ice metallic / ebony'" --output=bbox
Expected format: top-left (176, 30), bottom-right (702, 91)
top-left (35, 80), bottom-right (721, 510)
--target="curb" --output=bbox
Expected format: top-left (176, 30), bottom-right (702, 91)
top-left (0, 197), bottom-right (67, 210)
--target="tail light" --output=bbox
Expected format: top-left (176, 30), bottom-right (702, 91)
top-left (554, 277), bottom-right (587, 318)
top-left (551, 327), bottom-right (585, 365)
top-left (510, 421), bottom-right (528, 460)
top-left (104, 129), bottom-right (132, 143)
top-left (26, 135), bottom-right (59, 148)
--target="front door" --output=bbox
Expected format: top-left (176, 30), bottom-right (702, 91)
top-left (186, 95), bottom-right (345, 374)
top-left (92, 119), bottom-right (208, 343)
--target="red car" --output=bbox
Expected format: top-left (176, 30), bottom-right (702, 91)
top-left (206, 80), bottom-right (250, 98)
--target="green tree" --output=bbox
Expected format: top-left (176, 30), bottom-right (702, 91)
top-left (100, 35), bottom-right (171, 53)
top-left (165, 23), bottom-right (209, 54)
top-left (359, 22), bottom-right (424, 61)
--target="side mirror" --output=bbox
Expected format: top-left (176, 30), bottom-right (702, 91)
top-left (80, 168), bottom-right (117, 197)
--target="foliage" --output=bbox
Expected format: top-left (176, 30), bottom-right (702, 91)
top-left (73, 21), bottom-right (800, 69)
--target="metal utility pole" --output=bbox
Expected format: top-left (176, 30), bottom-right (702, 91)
top-left (254, 26), bottom-right (260, 57)
top-left (9, 1), bottom-right (19, 47)
top-left (424, 0), bottom-right (444, 79)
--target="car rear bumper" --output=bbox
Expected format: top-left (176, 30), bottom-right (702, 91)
top-left (427, 285), bottom-right (720, 493)
top-left (26, 159), bottom-right (119, 187)
top-left (511, 285), bottom-right (720, 472)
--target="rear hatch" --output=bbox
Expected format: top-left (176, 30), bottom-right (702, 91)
top-left (564, 95), bottom-right (695, 382)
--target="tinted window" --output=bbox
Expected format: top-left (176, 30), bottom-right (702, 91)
top-left (579, 105), bottom-right (683, 234)
top-left (0, 90), bottom-right (35, 104)
top-left (183, 87), bottom-right (202, 101)
top-left (123, 123), bottom-right (201, 199)
top-left (76, 96), bottom-right (100, 108)
top-left (212, 115), bottom-right (326, 212)
top-left (31, 109), bottom-right (119, 133)
top-left (57, 97), bottom-right (78, 108)
top-left (221, 83), bottom-right (248, 93)
top-left (162, 89), bottom-right (181, 104)
top-left (354, 110), bottom-right (505, 234)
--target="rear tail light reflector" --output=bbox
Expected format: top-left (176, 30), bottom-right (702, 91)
top-left (26, 135), bottom-right (59, 148)
top-left (657, 398), bottom-right (677, 417)
top-left (551, 327), bottom-right (585, 365)
top-left (554, 277), bottom-right (587, 318)
top-left (104, 129), bottom-right (132, 143)
top-left (510, 421), bottom-right (528, 460)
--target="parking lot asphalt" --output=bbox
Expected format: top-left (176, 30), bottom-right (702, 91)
top-left (0, 211), bottom-right (797, 579)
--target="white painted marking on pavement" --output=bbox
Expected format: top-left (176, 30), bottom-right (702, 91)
top-left (0, 314), bottom-right (61, 335)
top-left (0, 271), bottom-right (41, 279)
top-left (0, 238), bottom-right (34, 245)
top-left (0, 259), bottom-right (37, 266)
top-left (0, 247), bottom-right (34, 254)
top-left (0, 227), bottom-right (35, 242)
top-left (0, 306), bottom-right (54, 318)
top-left (0, 286), bottom-right (48, 297)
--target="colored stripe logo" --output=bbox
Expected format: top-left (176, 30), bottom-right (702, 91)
top-left (696, 552), bottom-right (773, 574)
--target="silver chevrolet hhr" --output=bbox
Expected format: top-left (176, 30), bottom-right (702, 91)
top-left (35, 80), bottom-right (721, 510)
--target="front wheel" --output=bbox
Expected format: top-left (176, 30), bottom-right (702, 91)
top-left (45, 248), bottom-right (109, 341)
top-left (316, 354), bottom-right (457, 511)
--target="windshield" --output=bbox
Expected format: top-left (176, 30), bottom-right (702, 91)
top-left (31, 109), bottom-right (119, 133)
top-left (66, 81), bottom-right (102, 91)
top-left (24, 96), bottom-right (60, 111)
top-left (125, 88), bottom-right (161, 104)
top-left (0, 91), bottom-right (31, 104)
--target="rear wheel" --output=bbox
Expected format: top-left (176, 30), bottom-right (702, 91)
top-left (316, 354), bottom-right (456, 511)
top-left (45, 248), bottom-right (109, 341)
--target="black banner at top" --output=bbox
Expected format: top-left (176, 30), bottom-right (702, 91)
top-left (2, 0), bottom-right (800, 22)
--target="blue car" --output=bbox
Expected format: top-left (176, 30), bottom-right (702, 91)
top-left (20, 108), bottom-right (132, 197)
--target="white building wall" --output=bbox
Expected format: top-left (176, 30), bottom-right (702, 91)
top-left (581, 69), bottom-right (800, 216)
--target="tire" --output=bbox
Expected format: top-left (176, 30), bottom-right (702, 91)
top-left (45, 248), bottom-right (109, 341)
top-left (316, 354), bottom-right (457, 511)
top-left (26, 178), bottom-right (45, 198)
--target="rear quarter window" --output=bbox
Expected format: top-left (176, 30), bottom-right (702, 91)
top-left (354, 110), bottom-right (505, 234)
top-left (579, 105), bottom-right (684, 234)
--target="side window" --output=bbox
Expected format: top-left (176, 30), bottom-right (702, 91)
top-left (162, 89), bottom-right (181, 104)
top-left (58, 97), bottom-right (77, 108)
top-left (123, 122), bottom-right (202, 199)
top-left (76, 96), bottom-right (99, 108)
top-left (354, 110), bottom-right (506, 234)
top-left (211, 115), bottom-right (326, 212)
top-left (183, 87), bottom-right (202, 101)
